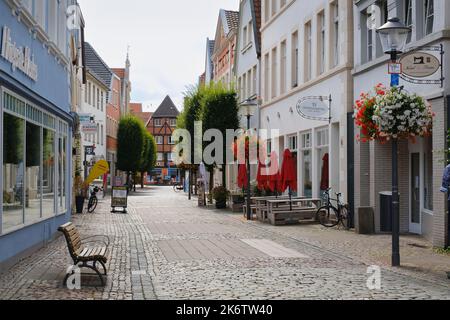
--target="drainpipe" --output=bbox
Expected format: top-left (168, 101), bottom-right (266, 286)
top-left (447, 95), bottom-right (450, 248)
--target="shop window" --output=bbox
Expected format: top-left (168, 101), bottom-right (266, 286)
top-left (424, 0), bottom-right (434, 36)
top-left (42, 128), bottom-right (55, 218)
top-left (300, 133), bottom-right (312, 198)
top-left (3, 113), bottom-right (25, 231)
top-left (316, 128), bottom-right (330, 197)
top-left (26, 122), bottom-right (42, 224)
top-left (288, 135), bottom-right (298, 152)
top-left (58, 135), bottom-right (67, 213)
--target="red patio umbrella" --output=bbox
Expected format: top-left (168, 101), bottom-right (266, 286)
top-left (237, 163), bottom-right (248, 189)
top-left (280, 149), bottom-right (298, 210)
top-left (267, 152), bottom-right (282, 196)
top-left (256, 162), bottom-right (269, 191)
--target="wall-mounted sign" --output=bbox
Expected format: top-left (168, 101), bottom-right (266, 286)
top-left (296, 96), bottom-right (331, 123)
top-left (81, 123), bottom-right (97, 133)
top-left (78, 113), bottom-right (93, 124)
top-left (400, 52), bottom-right (440, 78)
top-left (1, 26), bottom-right (38, 81)
top-left (85, 145), bottom-right (95, 156)
top-left (388, 63), bottom-right (402, 75)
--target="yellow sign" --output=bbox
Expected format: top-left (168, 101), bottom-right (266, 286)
top-left (84, 160), bottom-right (109, 186)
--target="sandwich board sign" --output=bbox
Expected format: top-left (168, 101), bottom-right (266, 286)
top-left (111, 186), bottom-right (128, 213)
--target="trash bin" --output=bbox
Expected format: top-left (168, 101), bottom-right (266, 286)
top-left (380, 191), bottom-right (393, 232)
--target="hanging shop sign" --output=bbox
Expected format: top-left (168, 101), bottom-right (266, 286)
top-left (81, 123), bottom-right (97, 133)
top-left (85, 145), bottom-right (95, 156)
top-left (78, 113), bottom-right (93, 124)
top-left (296, 96), bottom-right (332, 123)
top-left (1, 26), bottom-right (38, 81)
top-left (400, 52), bottom-right (440, 78)
top-left (399, 45), bottom-right (444, 87)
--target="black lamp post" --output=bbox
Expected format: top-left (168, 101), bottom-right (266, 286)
top-left (240, 100), bottom-right (257, 221)
top-left (376, 17), bottom-right (411, 267)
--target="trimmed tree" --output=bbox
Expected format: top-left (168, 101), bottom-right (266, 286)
top-left (117, 115), bottom-right (145, 188)
top-left (200, 83), bottom-right (240, 189)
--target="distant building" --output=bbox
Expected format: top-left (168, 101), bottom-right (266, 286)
top-left (80, 42), bottom-right (111, 179)
top-left (204, 38), bottom-right (216, 84)
top-left (130, 103), bottom-right (152, 127)
top-left (212, 9), bottom-right (240, 85)
top-left (106, 73), bottom-right (122, 182)
top-left (111, 54), bottom-right (131, 115)
top-left (228, 0), bottom-right (262, 191)
top-left (146, 96), bottom-right (180, 183)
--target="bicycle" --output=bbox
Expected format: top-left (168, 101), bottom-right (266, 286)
top-left (87, 185), bottom-right (102, 213)
top-left (317, 188), bottom-right (350, 229)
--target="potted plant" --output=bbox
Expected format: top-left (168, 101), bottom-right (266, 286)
top-left (212, 186), bottom-right (230, 209)
top-left (74, 172), bottom-right (86, 214)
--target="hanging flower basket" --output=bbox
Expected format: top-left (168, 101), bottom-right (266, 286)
top-left (354, 84), bottom-right (434, 142)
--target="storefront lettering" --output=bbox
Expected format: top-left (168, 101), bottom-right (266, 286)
top-left (1, 26), bottom-right (38, 81)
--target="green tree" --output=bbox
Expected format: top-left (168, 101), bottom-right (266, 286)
top-left (139, 131), bottom-right (157, 188)
top-left (117, 115), bottom-right (145, 187)
top-left (200, 83), bottom-right (240, 188)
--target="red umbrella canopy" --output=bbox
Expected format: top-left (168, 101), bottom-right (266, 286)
top-left (280, 149), bottom-right (298, 192)
top-left (237, 164), bottom-right (248, 189)
top-left (256, 162), bottom-right (269, 191)
top-left (266, 152), bottom-right (282, 193)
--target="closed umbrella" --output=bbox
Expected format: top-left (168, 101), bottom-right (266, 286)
top-left (280, 149), bottom-right (298, 211)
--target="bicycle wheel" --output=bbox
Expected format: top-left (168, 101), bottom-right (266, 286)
top-left (87, 196), bottom-right (98, 213)
top-left (340, 205), bottom-right (350, 229)
top-left (317, 206), bottom-right (340, 228)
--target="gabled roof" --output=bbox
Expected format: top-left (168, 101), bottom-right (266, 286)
top-left (84, 42), bottom-right (112, 88)
top-left (111, 68), bottom-right (125, 79)
top-left (251, 0), bottom-right (262, 57)
top-left (222, 10), bottom-right (239, 35)
top-left (152, 96), bottom-right (180, 118)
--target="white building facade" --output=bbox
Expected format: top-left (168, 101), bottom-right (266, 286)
top-left (228, 0), bottom-right (262, 192)
top-left (260, 0), bottom-right (354, 202)
top-left (353, 0), bottom-right (449, 247)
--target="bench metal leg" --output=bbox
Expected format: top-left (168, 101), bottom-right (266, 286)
top-left (94, 260), bottom-right (108, 276)
top-left (80, 262), bottom-right (105, 286)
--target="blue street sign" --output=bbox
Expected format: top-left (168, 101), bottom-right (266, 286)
top-left (391, 74), bottom-right (400, 87)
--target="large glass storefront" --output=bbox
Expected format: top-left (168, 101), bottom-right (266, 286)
top-left (1, 89), bottom-right (69, 234)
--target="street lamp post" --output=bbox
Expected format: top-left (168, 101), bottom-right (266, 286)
top-left (240, 100), bottom-right (257, 221)
top-left (376, 17), bottom-right (411, 267)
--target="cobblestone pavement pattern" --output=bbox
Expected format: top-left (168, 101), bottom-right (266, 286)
top-left (0, 187), bottom-right (449, 300)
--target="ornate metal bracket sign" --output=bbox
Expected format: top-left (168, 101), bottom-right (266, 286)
top-left (399, 44), bottom-right (444, 87)
top-left (296, 95), bottom-right (332, 123)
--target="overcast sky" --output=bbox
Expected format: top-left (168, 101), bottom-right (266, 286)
top-left (78, 0), bottom-right (238, 112)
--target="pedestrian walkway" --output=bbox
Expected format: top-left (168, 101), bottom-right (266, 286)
top-left (0, 186), bottom-right (449, 300)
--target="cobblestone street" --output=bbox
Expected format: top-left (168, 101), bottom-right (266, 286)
top-left (0, 186), bottom-right (449, 300)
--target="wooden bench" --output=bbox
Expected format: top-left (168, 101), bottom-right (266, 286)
top-left (267, 207), bottom-right (319, 226)
top-left (58, 222), bottom-right (110, 286)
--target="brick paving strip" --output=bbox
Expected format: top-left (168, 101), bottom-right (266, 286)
top-left (0, 186), bottom-right (449, 300)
